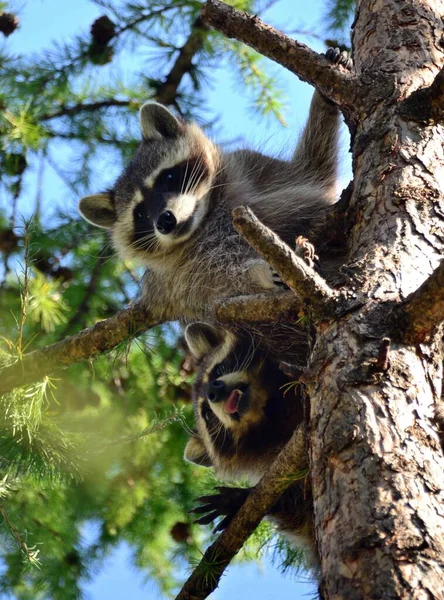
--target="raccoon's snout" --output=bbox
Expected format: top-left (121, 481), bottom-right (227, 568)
top-left (156, 211), bottom-right (177, 234)
top-left (207, 379), bottom-right (226, 403)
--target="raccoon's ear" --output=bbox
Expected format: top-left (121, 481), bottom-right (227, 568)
top-left (184, 435), bottom-right (212, 468)
top-left (79, 193), bottom-right (116, 229)
top-left (185, 323), bottom-right (225, 360)
top-left (139, 102), bottom-right (183, 140)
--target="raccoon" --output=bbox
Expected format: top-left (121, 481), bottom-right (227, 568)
top-left (78, 50), bottom-right (348, 322)
top-left (183, 322), bottom-right (316, 565)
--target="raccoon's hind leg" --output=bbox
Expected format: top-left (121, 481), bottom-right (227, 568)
top-left (292, 48), bottom-right (352, 203)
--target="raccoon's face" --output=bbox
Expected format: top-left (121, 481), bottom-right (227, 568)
top-left (183, 323), bottom-right (300, 478)
top-left (78, 103), bottom-right (219, 262)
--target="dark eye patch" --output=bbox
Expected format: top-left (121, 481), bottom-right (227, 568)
top-left (201, 401), bottom-right (217, 427)
top-left (133, 201), bottom-right (154, 242)
top-left (154, 158), bottom-right (208, 197)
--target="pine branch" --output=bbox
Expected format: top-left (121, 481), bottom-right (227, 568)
top-left (402, 260), bottom-right (444, 344)
top-left (154, 17), bottom-right (208, 106)
top-left (0, 303), bottom-right (162, 396)
top-left (63, 242), bottom-right (109, 334)
top-left (175, 427), bottom-right (306, 600)
top-left (216, 291), bottom-right (301, 322)
top-left (40, 99), bottom-right (134, 121)
top-left (201, 0), bottom-right (356, 109)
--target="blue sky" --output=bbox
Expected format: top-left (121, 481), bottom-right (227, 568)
top-left (2, 0), bottom-right (349, 597)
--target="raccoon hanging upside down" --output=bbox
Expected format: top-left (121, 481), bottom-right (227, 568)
top-left (183, 322), bottom-right (317, 567)
top-left (79, 50), bottom-right (350, 321)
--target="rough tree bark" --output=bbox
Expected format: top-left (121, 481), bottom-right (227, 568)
top-left (1, 1), bottom-right (443, 598)
top-left (201, 1), bottom-right (444, 599)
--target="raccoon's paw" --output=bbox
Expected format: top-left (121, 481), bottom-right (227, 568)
top-left (248, 259), bottom-right (289, 291)
top-left (189, 486), bottom-right (251, 533)
top-left (325, 47), bottom-right (353, 71)
top-left (295, 235), bottom-right (319, 269)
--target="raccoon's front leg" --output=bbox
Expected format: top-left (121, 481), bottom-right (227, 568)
top-left (191, 483), bottom-right (313, 541)
top-left (190, 486), bottom-right (250, 533)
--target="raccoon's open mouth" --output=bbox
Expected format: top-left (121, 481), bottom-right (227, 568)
top-left (224, 387), bottom-right (248, 418)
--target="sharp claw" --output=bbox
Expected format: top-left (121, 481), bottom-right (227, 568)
top-left (194, 510), bottom-right (220, 526)
top-left (189, 503), bottom-right (215, 515)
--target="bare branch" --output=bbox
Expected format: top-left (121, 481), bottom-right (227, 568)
top-left (232, 206), bottom-right (342, 319)
top-left (0, 303), bottom-right (162, 396)
top-left (155, 17), bottom-right (208, 106)
top-left (201, 0), bottom-right (356, 109)
top-left (215, 290), bottom-right (300, 323)
top-left (399, 65), bottom-right (444, 124)
top-left (175, 427), bottom-right (306, 600)
top-left (402, 260), bottom-right (444, 344)
top-left (40, 99), bottom-right (135, 121)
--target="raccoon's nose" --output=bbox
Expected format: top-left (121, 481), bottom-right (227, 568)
top-left (156, 211), bottom-right (177, 234)
top-left (207, 379), bottom-right (226, 403)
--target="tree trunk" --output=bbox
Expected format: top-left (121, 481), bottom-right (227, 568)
top-left (309, 1), bottom-right (444, 597)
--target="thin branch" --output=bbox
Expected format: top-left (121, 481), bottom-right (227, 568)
top-left (398, 65), bottom-right (444, 124)
top-left (232, 206), bottom-right (344, 320)
top-left (40, 99), bottom-right (134, 121)
top-left (175, 427), bottom-right (306, 600)
top-left (0, 303), bottom-right (162, 396)
top-left (63, 242), bottom-right (109, 334)
top-left (215, 291), bottom-right (301, 323)
top-left (402, 260), bottom-right (444, 344)
top-left (201, 0), bottom-right (356, 109)
top-left (154, 17), bottom-right (208, 106)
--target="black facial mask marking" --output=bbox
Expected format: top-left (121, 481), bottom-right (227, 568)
top-left (133, 201), bottom-right (154, 244)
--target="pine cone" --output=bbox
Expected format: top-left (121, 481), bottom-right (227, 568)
top-left (0, 12), bottom-right (19, 37)
top-left (170, 521), bottom-right (192, 543)
top-left (90, 15), bottom-right (116, 45)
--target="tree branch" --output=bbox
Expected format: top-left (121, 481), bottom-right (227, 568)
top-left (154, 17), bottom-right (208, 106)
top-left (215, 290), bottom-right (300, 323)
top-left (40, 99), bottom-right (134, 121)
top-left (398, 65), bottom-right (444, 124)
top-left (402, 260), bottom-right (444, 344)
top-left (232, 206), bottom-right (349, 320)
top-left (0, 303), bottom-right (162, 396)
top-left (201, 0), bottom-right (356, 109)
top-left (175, 427), bottom-right (306, 600)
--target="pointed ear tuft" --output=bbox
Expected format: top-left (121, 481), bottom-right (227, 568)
top-left (139, 102), bottom-right (183, 140)
top-left (185, 323), bottom-right (225, 360)
top-left (79, 193), bottom-right (116, 229)
top-left (184, 435), bottom-right (212, 468)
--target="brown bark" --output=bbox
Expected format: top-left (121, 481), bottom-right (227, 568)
top-left (307, 0), bottom-right (444, 597)
top-left (402, 260), bottom-right (444, 344)
top-left (216, 290), bottom-right (301, 323)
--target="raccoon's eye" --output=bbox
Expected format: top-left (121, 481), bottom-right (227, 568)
top-left (201, 403), bottom-right (214, 425)
top-left (215, 365), bottom-right (224, 377)
top-left (158, 166), bottom-right (183, 193)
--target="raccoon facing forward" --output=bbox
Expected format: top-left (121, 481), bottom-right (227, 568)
top-left (183, 322), bottom-right (317, 567)
top-left (78, 51), bottom-right (348, 321)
